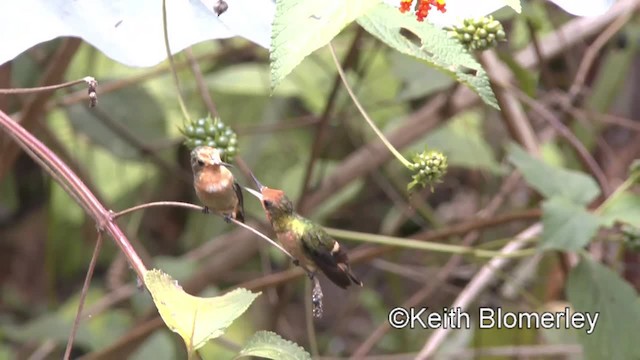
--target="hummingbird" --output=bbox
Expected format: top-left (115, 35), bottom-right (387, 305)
top-left (190, 146), bottom-right (244, 223)
top-left (245, 172), bottom-right (362, 289)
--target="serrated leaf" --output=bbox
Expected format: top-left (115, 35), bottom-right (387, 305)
top-left (541, 198), bottom-right (600, 251)
top-left (144, 269), bottom-right (260, 354)
top-left (270, 0), bottom-right (377, 90)
top-left (236, 331), bottom-right (311, 360)
top-left (507, 144), bottom-right (601, 205)
top-left (599, 192), bottom-right (640, 228)
top-left (567, 258), bottom-right (640, 360)
top-left (357, 3), bottom-right (499, 109)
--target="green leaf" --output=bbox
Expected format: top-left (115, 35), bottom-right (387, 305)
top-left (507, 144), bottom-right (600, 205)
top-left (270, 0), bottom-right (376, 90)
top-left (357, 3), bottom-right (498, 109)
top-left (236, 331), bottom-right (311, 360)
top-left (540, 198), bottom-right (600, 251)
top-left (144, 269), bottom-right (260, 354)
top-left (567, 258), bottom-right (640, 360)
top-left (599, 192), bottom-right (640, 228)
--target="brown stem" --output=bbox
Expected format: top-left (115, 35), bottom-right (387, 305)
top-left (64, 231), bottom-right (104, 360)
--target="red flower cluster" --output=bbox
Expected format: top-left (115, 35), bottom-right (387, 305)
top-left (399, 0), bottom-right (447, 22)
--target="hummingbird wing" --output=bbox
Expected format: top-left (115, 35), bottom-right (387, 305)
top-left (233, 181), bottom-right (245, 223)
top-left (299, 220), bottom-right (362, 289)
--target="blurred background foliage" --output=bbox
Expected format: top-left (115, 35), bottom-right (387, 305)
top-left (1, 1), bottom-right (640, 359)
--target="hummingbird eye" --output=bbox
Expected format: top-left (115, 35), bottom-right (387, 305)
top-left (263, 200), bottom-right (273, 208)
top-left (196, 159), bottom-right (205, 166)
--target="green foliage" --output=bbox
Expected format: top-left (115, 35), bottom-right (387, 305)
top-left (182, 116), bottom-right (239, 162)
top-left (270, 0), bottom-right (376, 90)
top-left (540, 198), bottom-right (600, 251)
top-left (357, 3), bottom-right (499, 109)
top-left (507, 144), bottom-right (600, 205)
top-left (236, 330), bottom-right (311, 360)
top-left (567, 258), bottom-right (640, 360)
top-left (144, 269), bottom-right (260, 355)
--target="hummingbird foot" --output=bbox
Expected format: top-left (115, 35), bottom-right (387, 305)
top-left (223, 214), bottom-right (232, 223)
top-left (202, 206), bottom-right (210, 214)
top-left (292, 259), bottom-right (300, 267)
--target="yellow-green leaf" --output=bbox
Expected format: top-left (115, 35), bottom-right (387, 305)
top-left (144, 269), bottom-right (260, 354)
top-left (236, 331), bottom-right (311, 360)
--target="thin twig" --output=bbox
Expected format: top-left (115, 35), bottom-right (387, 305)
top-left (162, 0), bottom-right (190, 123)
top-left (327, 42), bottom-right (411, 168)
top-left (184, 47), bottom-right (218, 118)
top-left (480, 52), bottom-right (539, 153)
top-left (514, 89), bottom-right (611, 196)
top-left (114, 201), bottom-right (297, 261)
top-left (567, 12), bottom-right (633, 102)
top-left (64, 231), bottom-right (104, 360)
top-left (0, 76), bottom-right (96, 98)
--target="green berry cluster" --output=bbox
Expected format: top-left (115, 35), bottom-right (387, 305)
top-left (446, 16), bottom-right (506, 51)
top-left (407, 150), bottom-right (447, 191)
top-left (182, 116), bottom-right (239, 162)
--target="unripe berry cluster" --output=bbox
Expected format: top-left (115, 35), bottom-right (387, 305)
top-left (446, 16), bottom-right (506, 51)
top-left (407, 150), bottom-right (447, 191)
top-left (182, 116), bottom-right (239, 162)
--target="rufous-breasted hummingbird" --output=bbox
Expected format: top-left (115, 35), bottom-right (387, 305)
top-left (245, 172), bottom-right (362, 289)
top-left (190, 146), bottom-right (245, 223)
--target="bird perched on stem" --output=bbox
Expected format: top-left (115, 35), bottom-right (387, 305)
top-left (244, 171), bottom-right (362, 289)
top-left (190, 146), bottom-right (244, 223)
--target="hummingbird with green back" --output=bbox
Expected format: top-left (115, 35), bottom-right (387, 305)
top-left (245, 172), bottom-right (362, 289)
top-left (190, 146), bottom-right (245, 223)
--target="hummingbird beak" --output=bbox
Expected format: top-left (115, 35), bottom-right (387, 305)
top-left (244, 187), bottom-right (263, 200)
top-left (248, 170), bottom-right (265, 191)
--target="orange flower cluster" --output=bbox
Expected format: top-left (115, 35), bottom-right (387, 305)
top-left (399, 0), bottom-right (447, 22)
